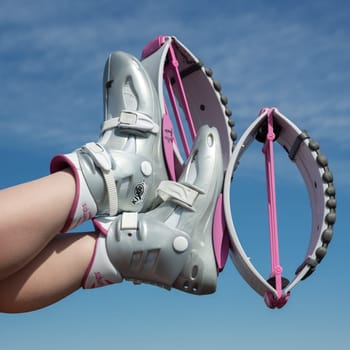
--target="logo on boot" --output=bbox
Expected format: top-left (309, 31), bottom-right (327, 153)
top-left (132, 181), bottom-right (145, 205)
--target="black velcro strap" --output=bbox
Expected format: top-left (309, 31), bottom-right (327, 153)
top-left (289, 131), bottom-right (310, 160)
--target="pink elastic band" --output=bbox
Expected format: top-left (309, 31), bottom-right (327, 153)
top-left (261, 108), bottom-right (289, 308)
top-left (143, 35), bottom-right (198, 176)
top-left (163, 45), bottom-right (197, 157)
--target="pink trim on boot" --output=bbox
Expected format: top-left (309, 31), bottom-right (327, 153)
top-left (50, 154), bottom-right (97, 232)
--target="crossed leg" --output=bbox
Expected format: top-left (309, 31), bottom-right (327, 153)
top-left (0, 170), bottom-right (95, 313)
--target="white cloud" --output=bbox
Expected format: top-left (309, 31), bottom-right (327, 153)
top-left (0, 0), bottom-right (348, 191)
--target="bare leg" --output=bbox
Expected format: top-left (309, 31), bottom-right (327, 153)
top-left (0, 232), bottom-right (96, 313)
top-left (0, 169), bottom-right (76, 279)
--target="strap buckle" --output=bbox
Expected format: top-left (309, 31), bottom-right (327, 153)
top-left (101, 110), bottom-right (160, 134)
top-left (82, 142), bottom-right (118, 216)
top-left (156, 180), bottom-right (202, 210)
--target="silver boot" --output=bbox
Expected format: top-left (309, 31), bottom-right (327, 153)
top-left (51, 52), bottom-right (168, 231)
top-left (84, 125), bottom-right (224, 294)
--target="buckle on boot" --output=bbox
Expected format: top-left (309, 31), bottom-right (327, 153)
top-left (156, 180), bottom-right (202, 211)
top-left (82, 142), bottom-right (118, 216)
top-left (101, 110), bottom-right (160, 135)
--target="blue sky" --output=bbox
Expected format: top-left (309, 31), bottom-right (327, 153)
top-left (0, 0), bottom-right (349, 349)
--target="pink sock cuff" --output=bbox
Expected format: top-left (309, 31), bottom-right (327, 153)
top-left (50, 154), bottom-right (97, 232)
top-left (82, 234), bottom-right (122, 289)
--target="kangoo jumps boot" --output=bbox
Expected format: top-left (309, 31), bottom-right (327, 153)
top-left (51, 51), bottom-right (168, 232)
top-left (83, 125), bottom-right (224, 294)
